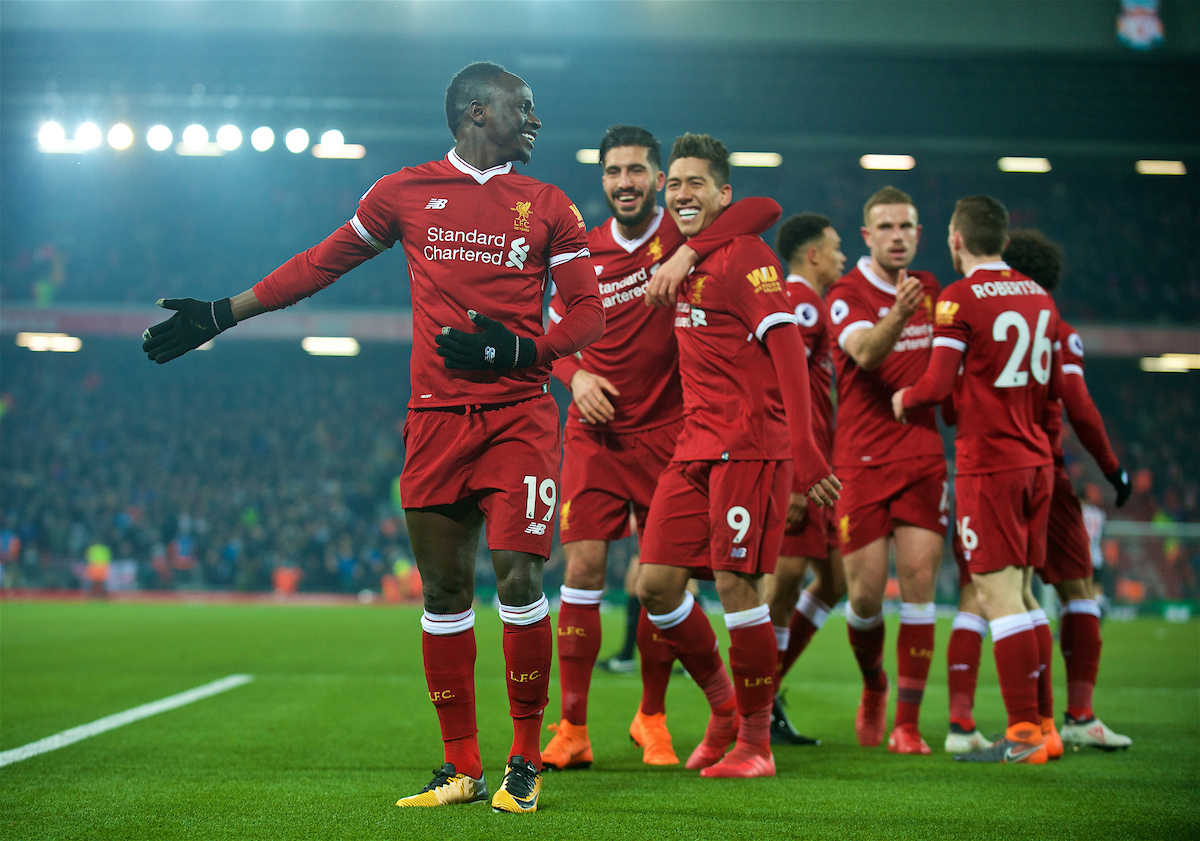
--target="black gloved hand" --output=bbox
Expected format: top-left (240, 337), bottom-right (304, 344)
top-left (434, 310), bottom-right (536, 371)
top-left (1105, 466), bottom-right (1132, 508)
top-left (142, 297), bottom-right (236, 364)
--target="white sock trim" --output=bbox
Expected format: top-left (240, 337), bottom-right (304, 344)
top-left (990, 612), bottom-right (1034, 643)
top-left (498, 594), bottom-right (549, 626)
top-left (724, 603), bottom-right (771, 630)
top-left (422, 608), bottom-right (475, 636)
top-left (560, 585), bottom-right (603, 606)
top-left (774, 625), bottom-right (790, 651)
top-left (796, 590), bottom-right (831, 628)
top-left (648, 590), bottom-right (695, 630)
top-left (899, 601), bottom-right (937, 625)
top-left (845, 603), bottom-right (884, 631)
top-left (951, 611), bottom-right (989, 637)
top-left (1028, 608), bottom-right (1050, 627)
top-left (1064, 598), bottom-right (1102, 618)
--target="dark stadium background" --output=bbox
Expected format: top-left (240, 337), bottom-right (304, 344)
top-left (1, 0), bottom-right (1196, 605)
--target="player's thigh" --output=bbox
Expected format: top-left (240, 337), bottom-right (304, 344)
top-left (842, 536), bottom-right (889, 607)
top-left (766, 555), bottom-right (809, 618)
top-left (1040, 467), bottom-right (1092, 586)
top-left (1023, 465), bottom-right (1055, 575)
top-left (708, 459), bottom-right (791, 576)
top-left (893, 525), bottom-right (943, 601)
top-left (833, 467), bottom-right (894, 556)
top-left (970, 565), bottom-right (1026, 620)
top-left (404, 500), bottom-right (485, 612)
top-left (890, 456), bottom-right (950, 542)
top-left (628, 420), bottom-right (684, 536)
top-left (808, 545), bottom-right (846, 603)
top-left (639, 461), bottom-right (711, 575)
top-left (560, 426), bottom-right (639, 544)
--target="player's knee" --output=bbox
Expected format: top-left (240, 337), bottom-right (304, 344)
top-left (849, 592), bottom-right (882, 618)
top-left (813, 573), bottom-right (846, 605)
top-left (1055, 577), bottom-right (1092, 601)
top-left (563, 548), bottom-right (607, 591)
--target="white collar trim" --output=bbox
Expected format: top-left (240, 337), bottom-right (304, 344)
top-left (857, 256), bottom-right (897, 295)
top-left (609, 206), bottom-right (665, 254)
top-left (786, 272), bottom-right (816, 292)
top-left (966, 260), bottom-right (1010, 278)
top-left (446, 149), bottom-right (513, 184)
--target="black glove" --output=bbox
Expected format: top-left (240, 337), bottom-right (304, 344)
top-left (142, 297), bottom-right (236, 364)
top-left (434, 310), bottom-right (536, 371)
top-left (1105, 467), bottom-right (1132, 508)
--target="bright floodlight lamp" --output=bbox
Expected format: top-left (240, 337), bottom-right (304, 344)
top-left (182, 124), bottom-right (209, 150)
top-left (75, 122), bottom-right (102, 150)
top-left (320, 130), bottom-right (344, 149)
top-left (38, 122), bottom-right (66, 151)
top-left (216, 125), bottom-right (242, 151)
top-left (285, 128), bottom-right (309, 153)
top-left (147, 125), bottom-right (173, 151)
top-left (250, 126), bottom-right (274, 151)
top-left (108, 123), bottom-right (134, 150)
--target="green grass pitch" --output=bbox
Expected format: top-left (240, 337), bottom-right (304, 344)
top-left (2, 601), bottom-right (1197, 840)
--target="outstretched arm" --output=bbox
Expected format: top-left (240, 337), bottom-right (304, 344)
top-left (894, 344), bottom-right (963, 419)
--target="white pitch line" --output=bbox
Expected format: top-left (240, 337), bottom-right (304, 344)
top-left (0, 674), bottom-right (253, 767)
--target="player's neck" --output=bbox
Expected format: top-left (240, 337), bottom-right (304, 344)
top-left (957, 251), bottom-right (1004, 277)
top-left (867, 256), bottom-right (905, 287)
top-left (616, 207), bottom-right (659, 242)
top-left (453, 138), bottom-right (512, 173)
top-left (788, 263), bottom-right (828, 294)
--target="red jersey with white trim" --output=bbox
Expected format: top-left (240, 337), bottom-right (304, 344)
top-left (1042, 319), bottom-right (1082, 462)
top-left (932, 263), bottom-right (1060, 475)
top-left (672, 235), bottom-right (797, 462)
top-left (786, 273), bottom-right (834, 460)
top-left (1041, 319), bottom-right (1121, 473)
top-left (827, 257), bottom-right (942, 468)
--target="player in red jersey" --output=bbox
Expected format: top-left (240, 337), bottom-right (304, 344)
top-left (541, 126), bottom-right (782, 772)
top-left (895, 195), bottom-right (1064, 764)
top-left (764, 213), bottom-right (846, 746)
top-left (142, 63), bottom-right (604, 812)
top-left (635, 134), bottom-right (839, 779)
top-left (826, 186), bottom-right (946, 754)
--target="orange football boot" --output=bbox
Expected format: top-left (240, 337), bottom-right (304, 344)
top-left (540, 719), bottom-right (593, 771)
top-left (628, 710), bottom-right (679, 765)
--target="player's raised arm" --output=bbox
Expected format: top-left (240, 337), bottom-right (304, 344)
top-left (842, 271), bottom-right (924, 371)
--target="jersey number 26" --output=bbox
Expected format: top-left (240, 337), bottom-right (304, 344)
top-left (992, 309), bottom-right (1052, 388)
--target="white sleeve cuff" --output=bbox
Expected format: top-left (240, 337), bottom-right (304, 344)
top-left (755, 312), bottom-right (798, 342)
top-left (933, 336), bottom-right (967, 352)
top-left (836, 321), bottom-right (874, 350)
top-left (547, 305), bottom-right (563, 324)
top-left (1062, 364), bottom-right (1084, 377)
top-left (350, 214), bottom-right (387, 253)
top-left (549, 247), bottom-right (590, 268)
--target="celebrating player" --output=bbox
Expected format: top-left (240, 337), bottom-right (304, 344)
top-left (542, 126), bottom-right (782, 772)
top-left (636, 134), bottom-right (839, 779)
top-left (895, 195), bottom-right (1063, 764)
top-left (142, 62), bottom-right (604, 812)
top-left (765, 213), bottom-right (846, 746)
top-left (826, 187), bottom-right (946, 753)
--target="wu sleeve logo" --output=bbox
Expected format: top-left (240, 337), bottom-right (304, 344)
top-left (745, 264), bottom-right (782, 293)
top-left (830, 299), bottom-right (850, 325)
top-left (567, 203), bottom-right (586, 229)
top-left (506, 237), bottom-right (530, 269)
top-left (936, 300), bottom-right (960, 326)
top-left (511, 201), bottom-right (532, 232)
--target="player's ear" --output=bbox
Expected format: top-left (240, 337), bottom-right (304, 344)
top-left (718, 183), bottom-right (732, 207)
top-left (469, 99), bottom-right (488, 128)
top-left (655, 169), bottom-right (666, 192)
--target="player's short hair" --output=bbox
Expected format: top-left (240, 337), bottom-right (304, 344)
top-left (1004, 228), bottom-right (1065, 292)
top-left (776, 213), bottom-right (832, 265)
top-left (599, 125), bottom-right (661, 170)
top-left (668, 133), bottom-right (731, 187)
top-left (863, 186), bottom-right (915, 226)
top-left (445, 61), bottom-right (509, 138)
top-left (952, 195), bottom-right (1009, 257)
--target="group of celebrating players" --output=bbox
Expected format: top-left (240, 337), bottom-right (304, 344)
top-left (141, 62), bottom-right (1133, 815)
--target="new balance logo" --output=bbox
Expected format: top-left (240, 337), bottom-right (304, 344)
top-left (525, 522), bottom-right (547, 535)
top-left (506, 237), bottom-right (529, 269)
top-left (425, 198), bottom-right (448, 209)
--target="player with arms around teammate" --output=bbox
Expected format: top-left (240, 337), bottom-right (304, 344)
top-left (142, 62), bottom-right (604, 811)
top-left (826, 186), bottom-right (946, 754)
top-left (765, 213), bottom-right (847, 746)
top-left (895, 196), bottom-right (1064, 764)
top-left (542, 126), bottom-right (782, 771)
top-left (636, 134), bottom-right (840, 779)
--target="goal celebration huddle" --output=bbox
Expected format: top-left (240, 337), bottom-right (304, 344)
top-left (141, 62), bottom-right (1133, 813)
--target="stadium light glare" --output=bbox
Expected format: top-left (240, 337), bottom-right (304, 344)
top-left (75, 122), bottom-right (102, 150)
top-left (285, 128), bottom-right (310, 154)
top-left (575, 149), bottom-right (600, 164)
top-left (37, 121), bottom-right (66, 151)
top-left (147, 125), bottom-right (173, 151)
top-left (216, 125), bottom-right (242, 151)
top-left (15, 332), bottom-right (82, 352)
top-left (301, 337), bottom-right (360, 356)
top-left (107, 123), bottom-right (134, 150)
top-left (860, 154), bottom-right (915, 170)
top-left (312, 143), bottom-right (366, 159)
top-left (730, 152), bottom-right (782, 168)
top-left (998, 156), bottom-right (1051, 173)
top-left (182, 124), bottom-right (209, 150)
top-left (1136, 159), bottom-right (1186, 175)
top-left (1139, 353), bottom-right (1200, 372)
top-left (250, 126), bottom-right (274, 151)
top-left (320, 130), bottom-right (344, 149)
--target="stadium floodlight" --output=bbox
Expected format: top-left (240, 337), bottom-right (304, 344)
top-left (1139, 353), bottom-right (1200, 372)
top-left (15, 332), bottom-right (83, 352)
top-left (860, 154), bottom-right (915, 170)
top-left (250, 126), bottom-right (274, 151)
top-left (312, 143), bottom-right (366, 159)
top-left (182, 124), bottom-right (209, 150)
top-left (147, 125), bottom-right (173, 151)
top-left (730, 152), bottom-right (782, 167)
top-left (285, 128), bottom-right (310, 153)
top-left (216, 125), bottom-right (242, 151)
top-left (1136, 159), bottom-right (1186, 175)
top-left (107, 123), bottom-right (134, 150)
top-left (998, 156), bottom-right (1051, 173)
top-left (320, 130), bottom-right (344, 149)
top-left (38, 121), bottom-right (66, 151)
top-left (575, 149), bottom-right (600, 164)
top-left (75, 122), bottom-right (103, 150)
top-left (301, 337), bottom-right (360, 356)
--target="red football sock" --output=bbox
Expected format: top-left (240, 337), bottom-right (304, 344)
top-left (651, 594), bottom-right (734, 712)
top-left (1062, 601), bottom-right (1102, 720)
top-left (728, 617), bottom-right (777, 749)
top-left (990, 614), bottom-right (1040, 728)
top-left (637, 607), bottom-right (675, 716)
top-left (422, 627), bottom-right (481, 779)
top-left (780, 611), bottom-right (817, 680)
top-left (947, 612), bottom-right (987, 731)
top-left (895, 603), bottom-right (936, 729)
top-left (846, 611), bottom-right (887, 692)
top-left (556, 598), bottom-right (602, 725)
top-left (1031, 610), bottom-right (1055, 720)
top-left (502, 612), bottom-right (552, 769)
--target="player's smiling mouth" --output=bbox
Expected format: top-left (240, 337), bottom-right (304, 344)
top-left (613, 190), bottom-right (642, 206)
top-left (520, 130), bottom-right (537, 145)
top-left (675, 207), bottom-right (700, 220)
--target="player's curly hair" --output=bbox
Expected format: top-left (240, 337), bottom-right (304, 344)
top-left (445, 61), bottom-right (509, 138)
top-left (776, 213), bottom-right (832, 265)
top-left (952, 195), bottom-right (1009, 257)
top-left (1004, 228), bottom-right (1065, 292)
top-left (599, 125), bottom-right (661, 170)
top-left (668, 133), bottom-right (730, 187)
top-left (863, 186), bottom-right (915, 226)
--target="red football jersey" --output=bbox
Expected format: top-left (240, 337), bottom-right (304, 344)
top-left (926, 262), bottom-right (1060, 475)
top-left (785, 273), bottom-right (834, 460)
top-left (827, 257), bottom-right (943, 468)
top-left (1041, 319), bottom-right (1120, 473)
top-left (672, 235), bottom-right (797, 462)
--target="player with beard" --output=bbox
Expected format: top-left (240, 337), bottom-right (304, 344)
top-left (143, 62), bottom-right (604, 813)
top-left (826, 186), bottom-right (946, 754)
top-left (542, 125), bottom-right (781, 771)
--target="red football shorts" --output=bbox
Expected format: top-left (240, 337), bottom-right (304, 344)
top-left (1039, 464), bottom-right (1093, 585)
top-left (833, 454), bottom-right (949, 555)
top-left (639, 459), bottom-right (791, 577)
top-left (779, 501), bottom-right (836, 559)
top-left (558, 419), bottom-right (682, 544)
top-left (400, 394), bottom-right (560, 557)
top-left (955, 464), bottom-right (1054, 577)
top-left (951, 524), bottom-right (971, 589)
